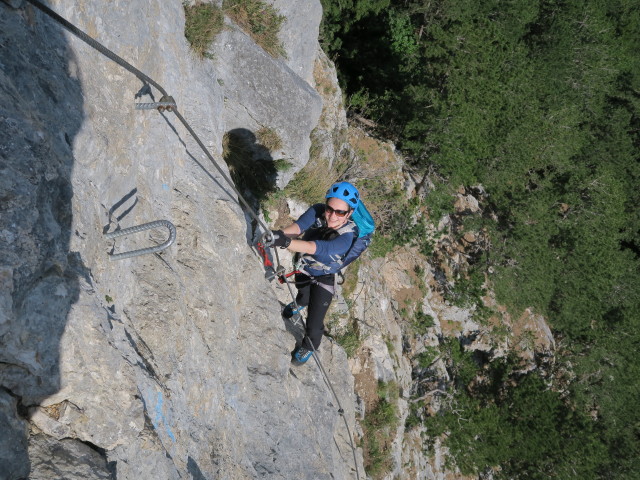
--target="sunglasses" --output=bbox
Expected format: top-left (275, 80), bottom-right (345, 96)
top-left (325, 204), bottom-right (350, 217)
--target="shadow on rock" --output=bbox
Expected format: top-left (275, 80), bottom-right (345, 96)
top-left (278, 301), bottom-right (305, 345)
top-left (222, 128), bottom-right (279, 240)
top-left (187, 456), bottom-right (207, 480)
top-left (0, 1), bottom-right (85, 477)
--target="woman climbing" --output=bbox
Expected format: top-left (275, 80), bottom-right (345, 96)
top-left (264, 181), bottom-right (361, 365)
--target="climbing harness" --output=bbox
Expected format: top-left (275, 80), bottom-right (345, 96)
top-left (105, 220), bottom-right (176, 261)
top-left (23, 1), bottom-right (359, 476)
top-left (277, 270), bottom-right (300, 284)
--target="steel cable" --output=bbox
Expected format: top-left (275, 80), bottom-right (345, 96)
top-left (26, 0), bottom-right (168, 98)
top-left (25, 0), bottom-right (270, 237)
top-left (274, 251), bottom-right (361, 480)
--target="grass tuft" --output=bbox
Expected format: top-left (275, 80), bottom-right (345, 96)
top-left (184, 2), bottom-right (224, 59)
top-left (223, 0), bottom-right (287, 58)
top-left (283, 129), bottom-right (335, 204)
top-left (185, 0), bottom-right (286, 59)
top-left (256, 126), bottom-right (283, 152)
top-left (334, 320), bottom-right (361, 358)
top-left (362, 381), bottom-right (399, 478)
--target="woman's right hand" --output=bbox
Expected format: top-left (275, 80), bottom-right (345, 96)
top-left (264, 230), bottom-right (291, 249)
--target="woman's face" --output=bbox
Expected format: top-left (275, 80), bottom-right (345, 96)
top-left (324, 197), bottom-right (352, 230)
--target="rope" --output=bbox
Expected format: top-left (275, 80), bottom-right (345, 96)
top-left (25, 2), bottom-right (359, 476)
top-left (274, 251), bottom-right (361, 480)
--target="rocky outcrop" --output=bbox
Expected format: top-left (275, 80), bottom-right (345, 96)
top-left (1, 0), bottom-right (361, 478)
top-left (273, 0), bottom-right (323, 84)
top-left (212, 1), bottom-right (323, 189)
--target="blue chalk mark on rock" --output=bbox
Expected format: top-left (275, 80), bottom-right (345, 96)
top-left (162, 183), bottom-right (169, 191)
top-left (152, 391), bottom-right (176, 442)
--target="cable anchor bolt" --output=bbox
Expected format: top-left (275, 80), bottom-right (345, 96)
top-left (134, 95), bottom-right (176, 112)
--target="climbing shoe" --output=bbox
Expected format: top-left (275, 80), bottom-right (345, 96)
top-left (282, 302), bottom-right (305, 320)
top-left (291, 346), bottom-right (313, 365)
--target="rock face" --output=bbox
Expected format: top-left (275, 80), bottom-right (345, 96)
top-left (1, 1), bottom-right (362, 479)
top-left (212, 2), bottom-right (323, 189)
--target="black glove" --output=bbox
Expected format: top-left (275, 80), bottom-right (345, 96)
top-left (264, 230), bottom-right (291, 249)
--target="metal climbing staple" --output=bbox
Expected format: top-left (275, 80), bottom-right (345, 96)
top-left (135, 95), bottom-right (176, 112)
top-left (105, 220), bottom-right (176, 261)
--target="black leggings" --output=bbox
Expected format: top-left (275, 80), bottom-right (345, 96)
top-left (294, 273), bottom-right (335, 349)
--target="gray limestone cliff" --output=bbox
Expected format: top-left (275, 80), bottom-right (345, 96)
top-left (0, 0), bottom-right (361, 478)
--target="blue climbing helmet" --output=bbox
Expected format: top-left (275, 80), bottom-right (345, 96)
top-left (326, 181), bottom-right (360, 210)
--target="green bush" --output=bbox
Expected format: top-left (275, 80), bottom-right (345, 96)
top-left (363, 434), bottom-right (388, 477)
top-left (362, 380), bottom-right (399, 478)
top-left (405, 402), bottom-right (422, 430)
top-left (445, 268), bottom-right (486, 309)
top-left (365, 397), bottom-right (397, 428)
top-left (273, 158), bottom-right (292, 172)
top-left (367, 234), bottom-right (395, 259)
top-left (414, 346), bottom-right (439, 369)
top-left (412, 311), bottom-right (434, 335)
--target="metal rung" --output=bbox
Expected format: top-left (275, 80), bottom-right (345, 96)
top-left (135, 95), bottom-right (176, 111)
top-left (105, 220), bottom-right (176, 260)
top-left (135, 102), bottom-right (176, 110)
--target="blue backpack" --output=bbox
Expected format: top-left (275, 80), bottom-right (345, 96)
top-left (341, 201), bottom-right (375, 270)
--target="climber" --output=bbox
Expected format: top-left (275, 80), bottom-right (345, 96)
top-left (264, 181), bottom-right (370, 365)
